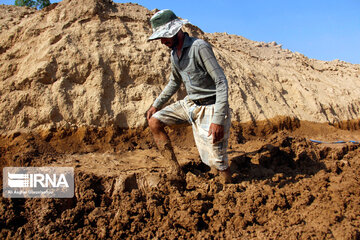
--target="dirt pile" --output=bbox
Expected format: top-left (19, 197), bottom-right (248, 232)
top-left (1, 0), bottom-right (360, 133)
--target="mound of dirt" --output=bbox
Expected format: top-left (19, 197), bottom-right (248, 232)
top-left (1, 0), bottom-right (360, 239)
top-left (0, 0), bottom-right (359, 133)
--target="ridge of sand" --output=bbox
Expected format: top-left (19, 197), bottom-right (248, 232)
top-left (1, 0), bottom-right (360, 133)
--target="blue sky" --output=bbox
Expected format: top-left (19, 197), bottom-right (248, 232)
top-left (1, 0), bottom-right (359, 64)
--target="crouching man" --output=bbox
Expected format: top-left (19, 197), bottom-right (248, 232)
top-left (146, 10), bottom-right (231, 184)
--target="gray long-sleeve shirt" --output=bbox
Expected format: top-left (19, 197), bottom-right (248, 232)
top-left (153, 33), bottom-right (229, 125)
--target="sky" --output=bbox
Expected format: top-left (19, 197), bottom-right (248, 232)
top-left (1, 0), bottom-right (359, 64)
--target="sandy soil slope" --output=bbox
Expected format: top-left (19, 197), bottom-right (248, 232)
top-left (0, 0), bottom-right (360, 132)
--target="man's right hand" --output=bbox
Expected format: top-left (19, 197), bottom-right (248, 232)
top-left (146, 106), bottom-right (158, 121)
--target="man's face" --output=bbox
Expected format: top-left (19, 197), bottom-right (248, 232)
top-left (160, 34), bottom-right (178, 49)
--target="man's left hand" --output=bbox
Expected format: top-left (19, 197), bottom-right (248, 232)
top-left (208, 123), bottom-right (224, 143)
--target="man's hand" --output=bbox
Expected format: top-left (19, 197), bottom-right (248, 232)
top-left (146, 106), bottom-right (158, 121)
top-left (208, 123), bottom-right (224, 143)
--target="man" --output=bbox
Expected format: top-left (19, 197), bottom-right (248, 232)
top-left (146, 9), bottom-right (231, 184)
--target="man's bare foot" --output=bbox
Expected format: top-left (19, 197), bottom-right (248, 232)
top-left (219, 168), bottom-right (232, 184)
top-left (166, 169), bottom-right (186, 190)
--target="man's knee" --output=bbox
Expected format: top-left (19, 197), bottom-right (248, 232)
top-left (148, 117), bottom-right (164, 132)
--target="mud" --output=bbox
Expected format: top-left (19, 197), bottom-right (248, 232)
top-left (1, 119), bottom-right (360, 239)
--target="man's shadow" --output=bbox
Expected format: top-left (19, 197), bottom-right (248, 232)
top-left (229, 136), bottom-right (327, 187)
top-left (183, 136), bottom-right (327, 187)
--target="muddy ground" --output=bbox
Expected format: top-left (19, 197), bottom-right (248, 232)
top-left (1, 118), bottom-right (360, 239)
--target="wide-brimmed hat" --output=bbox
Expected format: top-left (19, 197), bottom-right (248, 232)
top-left (148, 9), bottom-right (190, 41)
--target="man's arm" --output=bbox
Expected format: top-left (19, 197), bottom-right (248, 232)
top-left (197, 41), bottom-right (229, 126)
top-left (148, 64), bottom-right (182, 119)
top-left (146, 106), bottom-right (158, 121)
top-left (197, 41), bottom-right (229, 143)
